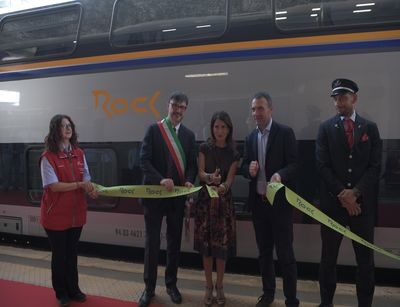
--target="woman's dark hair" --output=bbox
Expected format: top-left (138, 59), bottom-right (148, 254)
top-left (44, 114), bottom-right (78, 152)
top-left (208, 111), bottom-right (235, 149)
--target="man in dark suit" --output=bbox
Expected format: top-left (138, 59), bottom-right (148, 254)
top-left (138, 92), bottom-right (197, 307)
top-left (242, 92), bottom-right (299, 307)
top-left (316, 79), bottom-right (382, 307)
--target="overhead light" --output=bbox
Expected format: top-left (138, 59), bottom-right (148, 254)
top-left (356, 3), bottom-right (375, 7)
top-left (196, 25), bottom-right (211, 29)
top-left (0, 0), bottom-right (74, 14)
top-left (353, 9), bottom-right (372, 13)
top-left (0, 90), bottom-right (20, 106)
top-left (162, 28), bottom-right (176, 32)
top-left (276, 11), bottom-right (287, 15)
top-left (310, 14), bottom-right (318, 17)
top-left (185, 72), bottom-right (229, 78)
top-left (312, 8), bottom-right (321, 11)
top-left (276, 17), bottom-right (287, 21)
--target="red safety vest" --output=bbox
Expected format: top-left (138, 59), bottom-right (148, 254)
top-left (40, 148), bottom-right (87, 230)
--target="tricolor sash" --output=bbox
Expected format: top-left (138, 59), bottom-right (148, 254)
top-left (158, 118), bottom-right (186, 183)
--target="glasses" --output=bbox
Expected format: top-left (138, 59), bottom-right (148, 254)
top-left (169, 102), bottom-right (187, 111)
top-left (61, 123), bottom-right (72, 129)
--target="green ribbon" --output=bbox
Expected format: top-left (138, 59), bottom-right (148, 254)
top-left (266, 182), bottom-right (400, 262)
top-left (94, 183), bottom-right (219, 199)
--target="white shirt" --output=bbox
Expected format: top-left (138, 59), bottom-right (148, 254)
top-left (256, 119), bottom-right (273, 195)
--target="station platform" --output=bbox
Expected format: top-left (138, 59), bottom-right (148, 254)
top-left (0, 244), bottom-right (399, 307)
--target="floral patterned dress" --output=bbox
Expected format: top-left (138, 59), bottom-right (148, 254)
top-left (193, 142), bottom-right (240, 260)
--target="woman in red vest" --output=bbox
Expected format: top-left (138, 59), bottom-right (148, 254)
top-left (40, 114), bottom-right (97, 307)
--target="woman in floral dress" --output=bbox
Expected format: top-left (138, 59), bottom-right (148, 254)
top-left (194, 111), bottom-right (240, 306)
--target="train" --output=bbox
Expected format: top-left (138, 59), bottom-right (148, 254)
top-left (0, 0), bottom-right (399, 270)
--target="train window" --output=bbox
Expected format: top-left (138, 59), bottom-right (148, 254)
top-left (83, 148), bottom-right (118, 188)
top-left (0, 143), bottom-right (24, 192)
top-left (77, 147), bottom-right (119, 209)
top-left (0, 3), bottom-right (82, 63)
top-left (26, 147), bottom-right (118, 208)
top-left (26, 148), bottom-right (45, 203)
top-left (274, 0), bottom-right (323, 30)
top-left (275, 0), bottom-right (400, 31)
top-left (231, 0), bottom-right (270, 16)
top-left (110, 0), bottom-right (228, 47)
top-left (230, 0), bottom-right (270, 25)
top-left (324, 0), bottom-right (400, 27)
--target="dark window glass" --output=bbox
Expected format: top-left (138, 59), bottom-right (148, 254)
top-left (110, 0), bottom-right (228, 47)
top-left (84, 148), bottom-right (118, 209)
top-left (84, 148), bottom-right (118, 187)
top-left (379, 142), bottom-right (400, 227)
top-left (27, 148), bottom-right (44, 203)
top-left (230, 0), bottom-right (270, 27)
top-left (0, 3), bottom-right (81, 63)
top-left (26, 147), bottom-right (118, 209)
top-left (275, 0), bottom-right (400, 31)
top-left (231, 0), bottom-right (270, 16)
top-left (0, 143), bottom-right (24, 191)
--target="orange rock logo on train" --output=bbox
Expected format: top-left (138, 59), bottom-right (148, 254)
top-left (92, 89), bottom-right (161, 119)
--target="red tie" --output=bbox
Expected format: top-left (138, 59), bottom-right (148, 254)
top-left (343, 118), bottom-right (354, 148)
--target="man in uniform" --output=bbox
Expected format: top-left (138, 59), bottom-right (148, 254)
top-left (316, 79), bottom-right (382, 307)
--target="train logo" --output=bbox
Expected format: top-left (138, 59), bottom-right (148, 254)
top-left (92, 89), bottom-right (161, 119)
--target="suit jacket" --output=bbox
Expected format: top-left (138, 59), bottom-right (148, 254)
top-left (140, 122), bottom-right (197, 205)
top-left (316, 113), bottom-right (382, 215)
top-left (242, 120), bottom-right (297, 210)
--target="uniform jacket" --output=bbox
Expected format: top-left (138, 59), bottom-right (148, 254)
top-left (242, 120), bottom-right (297, 210)
top-left (40, 148), bottom-right (87, 230)
top-left (316, 113), bottom-right (382, 215)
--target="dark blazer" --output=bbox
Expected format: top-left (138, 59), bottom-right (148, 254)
top-left (140, 122), bottom-right (197, 204)
top-left (316, 114), bottom-right (382, 215)
top-left (242, 120), bottom-right (297, 209)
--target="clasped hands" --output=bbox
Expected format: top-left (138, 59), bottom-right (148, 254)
top-left (205, 168), bottom-right (227, 195)
top-left (78, 181), bottom-right (98, 199)
top-left (338, 189), bottom-right (361, 216)
top-left (160, 178), bottom-right (194, 192)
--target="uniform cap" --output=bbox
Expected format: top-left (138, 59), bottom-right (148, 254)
top-left (331, 78), bottom-right (359, 97)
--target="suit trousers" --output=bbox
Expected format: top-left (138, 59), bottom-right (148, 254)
top-left (251, 194), bottom-right (299, 306)
top-left (45, 227), bottom-right (83, 299)
top-left (143, 197), bottom-right (185, 291)
top-left (319, 212), bottom-right (375, 307)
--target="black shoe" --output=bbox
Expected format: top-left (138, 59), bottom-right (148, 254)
top-left (166, 286), bottom-right (182, 304)
top-left (285, 297), bottom-right (300, 307)
top-left (57, 296), bottom-right (70, 307)
top-left (256, 294), bottom-right (274, 307)
top-left (138, 289), bottom-right (155, 307)
top-left (70, 292), bottom-right (86, 302)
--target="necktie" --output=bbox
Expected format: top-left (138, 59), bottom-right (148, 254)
top-left (343, 118), bottom-right (354, 148)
